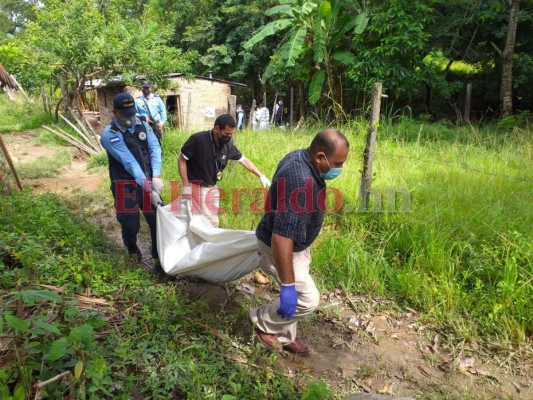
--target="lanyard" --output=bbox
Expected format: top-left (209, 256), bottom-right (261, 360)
top-left (209, 131), bottom-right (224, 179)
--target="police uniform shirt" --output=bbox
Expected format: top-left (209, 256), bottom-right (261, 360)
top-left (100, 117), bottom-right (162, 188)
top-left (135, 95), bottom-right (167, 124)
top-left (181, 130), bottom-right (242, 187)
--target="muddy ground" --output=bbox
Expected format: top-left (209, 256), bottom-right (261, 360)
top-left (3, 131), bottom-right (532, 399)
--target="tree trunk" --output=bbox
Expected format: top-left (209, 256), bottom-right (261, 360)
top-left (500, 0), bottom-right (521, 117)
top-left (298, 84), bottom-right (305, 122)
top-left (227, 95), bottom-right (236, 120)
top-left (290, 87), bottom-right (294, 127)
top-left (464, 83), bottom-right (472, 125)
top-left (424, 82), bottom-right (434, 120)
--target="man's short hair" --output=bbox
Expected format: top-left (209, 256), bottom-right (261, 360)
top-left (214, 114), bottom-right (236, 130)
top-left (309, 129), bottom-right (349, 157)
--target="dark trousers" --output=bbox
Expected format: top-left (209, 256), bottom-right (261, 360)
top-left (112, 181), bottom-right (158, 259)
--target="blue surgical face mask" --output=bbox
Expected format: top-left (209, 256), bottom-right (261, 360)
top-left (320, 154), bottom-right (343, 180)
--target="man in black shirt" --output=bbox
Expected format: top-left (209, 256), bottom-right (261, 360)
top-left (178, 114), bottom-right (271, 227)
top-left (251, 129), bottom-right (349, 354)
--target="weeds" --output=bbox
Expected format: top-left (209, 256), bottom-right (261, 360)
top-left (161, 120), bottom-right (532, 346)
top-left (0, 95), bottom-right (54, 133)
top-left (0, 191), bottom-right (318, 399)
top-left (15, 149), bottom-right (70, 179)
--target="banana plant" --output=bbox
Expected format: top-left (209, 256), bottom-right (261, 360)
top-left (243, 0), bottom-right (368, 121)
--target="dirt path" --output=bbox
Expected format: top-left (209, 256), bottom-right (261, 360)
top-left (6, 131), bottom-right (532, 399)
top-left (185, 281), bottom-right (532, 399)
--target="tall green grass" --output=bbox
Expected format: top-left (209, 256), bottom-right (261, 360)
top-left (160, 121), bottom-right (532, 344)
top-left (0, 94), bottom-right (54, 132)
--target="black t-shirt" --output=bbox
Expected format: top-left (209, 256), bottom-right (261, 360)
top-left (181, 130), bottom-right (243, 186)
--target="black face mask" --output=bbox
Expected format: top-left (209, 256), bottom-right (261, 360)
top-left (142, 89), bottom-right (150, 97)
top-left (219, 135), bottom-right (232, 144)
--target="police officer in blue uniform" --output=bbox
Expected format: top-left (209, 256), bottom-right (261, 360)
top-left (135, 81), bottom-right (167, 143)
top-left (100, 92), bottom-right (164, 267)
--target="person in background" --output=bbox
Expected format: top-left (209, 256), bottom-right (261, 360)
top-left (251, 107), bottom-right (258, 130)
top-left (135, 81), bottom-right (167, 144)
top-left (178, 114), bottom-right (271, 227)
top-left (236, 104), bottom-right (246, 130)
top-left (256, 102), bottom-right (269, 130)
top-left (274, 99), bottom-right (284, 126)
top-left (100, 92), bottom-right (166, 277)
top-left (250, 129), bottom-right (349, 354)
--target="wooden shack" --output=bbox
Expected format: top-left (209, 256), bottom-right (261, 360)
top-left (89, 74), bottom-right (246, 131)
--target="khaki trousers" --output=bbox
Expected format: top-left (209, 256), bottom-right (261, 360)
top-left (198, 186), bottom-right (220, 228)
top-left (249, 239), bottom-right (320, 345)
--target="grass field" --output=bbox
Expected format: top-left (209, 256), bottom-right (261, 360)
top-left (1, 92), bottom-right (531, 397)
top-left (0, 95), bottom-right (53, 133)
top-left (159, 120), bottom-right (532, 345)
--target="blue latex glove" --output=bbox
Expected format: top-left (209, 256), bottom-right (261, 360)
top-left (277, 284), bottom-right (298, 320)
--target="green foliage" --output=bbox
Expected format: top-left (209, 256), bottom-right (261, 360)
top-left (245, 0), bottom-right (369, 118)
top-left (0, 191), bottom-right (310, 399)
top-left (301, 380), bottom-right (334, 399)
top-left (1, 0), bottom-right (196, 95)
top-left (87, 151), bottom-right (109, 170)
top-left (348, 0), bottom-right (434, 98)
top-left (164, 121), bottom-right (532, 345)
top-left (497, 111), bottom-right (532, 130)
top-left (0, 94), bottom-right (54, 132)
top-left (15, 148), bottom-right (70, 179)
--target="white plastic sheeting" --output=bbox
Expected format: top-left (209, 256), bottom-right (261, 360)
top-left (156, 197), bottom-right (260, 283)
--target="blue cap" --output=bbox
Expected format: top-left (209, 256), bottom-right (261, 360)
top-left (141, 80), bottom-right (151, 88)
top-left (113, 93), bottom-right (136, 115)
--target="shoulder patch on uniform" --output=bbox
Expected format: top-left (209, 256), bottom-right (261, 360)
top-left (110, 137), bottom-right (120, 144)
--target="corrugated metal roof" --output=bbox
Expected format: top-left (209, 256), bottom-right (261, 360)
top-left (85, 73), bottom-right (246, 89)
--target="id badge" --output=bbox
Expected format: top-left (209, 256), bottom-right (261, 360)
top-left (216, 170), bottom-right (223, 181)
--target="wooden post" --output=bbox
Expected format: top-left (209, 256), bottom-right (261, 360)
top-left (248, 99), bottom-right (256, 129)
top-left (0, 155), bottom-right (11, 194)
top-left (290, 87), bottom-right (294, 127)
top-left (0, 133), bottom-right (23, 191)
top-left (5, 86), bottom-right (15, 101)
top-left (10, 74), bottom-right (31, 103)
top-left (270, 93), bottom-right (278, 125)
top-left (464, 83), bottom-right (472, 125)
top-left (228, 95), bottom-right (237, 120)
top-left (298, 84), bottom-right (305, 123)
top-left (185, 93), bottom-right (192, 130)
top-left (359, 82), bottom-right (383, 212)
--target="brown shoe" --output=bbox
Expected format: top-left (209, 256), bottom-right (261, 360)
top-left (254, 330), bottom-right (282, 351)
top-left (283, 338), bottom-right (312, 354)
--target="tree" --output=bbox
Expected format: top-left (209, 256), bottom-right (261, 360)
top-left (347, 0), bottom-right (434, 108)
top-left (497, 0), bottom-right (521, 117)
top-left (244, 0), bottom-right (368, 122)
top-left (0, 0), bottom-right (38, 38)
top-left (2, 0), bottom-right (195, 108)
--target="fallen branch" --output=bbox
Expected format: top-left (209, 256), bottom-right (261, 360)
top-left (59, 113), bottom-right (100, 152)
top-left (72, 109), bottom-right (104, 152)
top-left (42, 125), bottom-right (97, 155)
top-left (34, 371), bottom-right (73, 400)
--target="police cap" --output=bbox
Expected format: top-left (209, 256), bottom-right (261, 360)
top-left (112, 93), bottom-right (137, 116)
